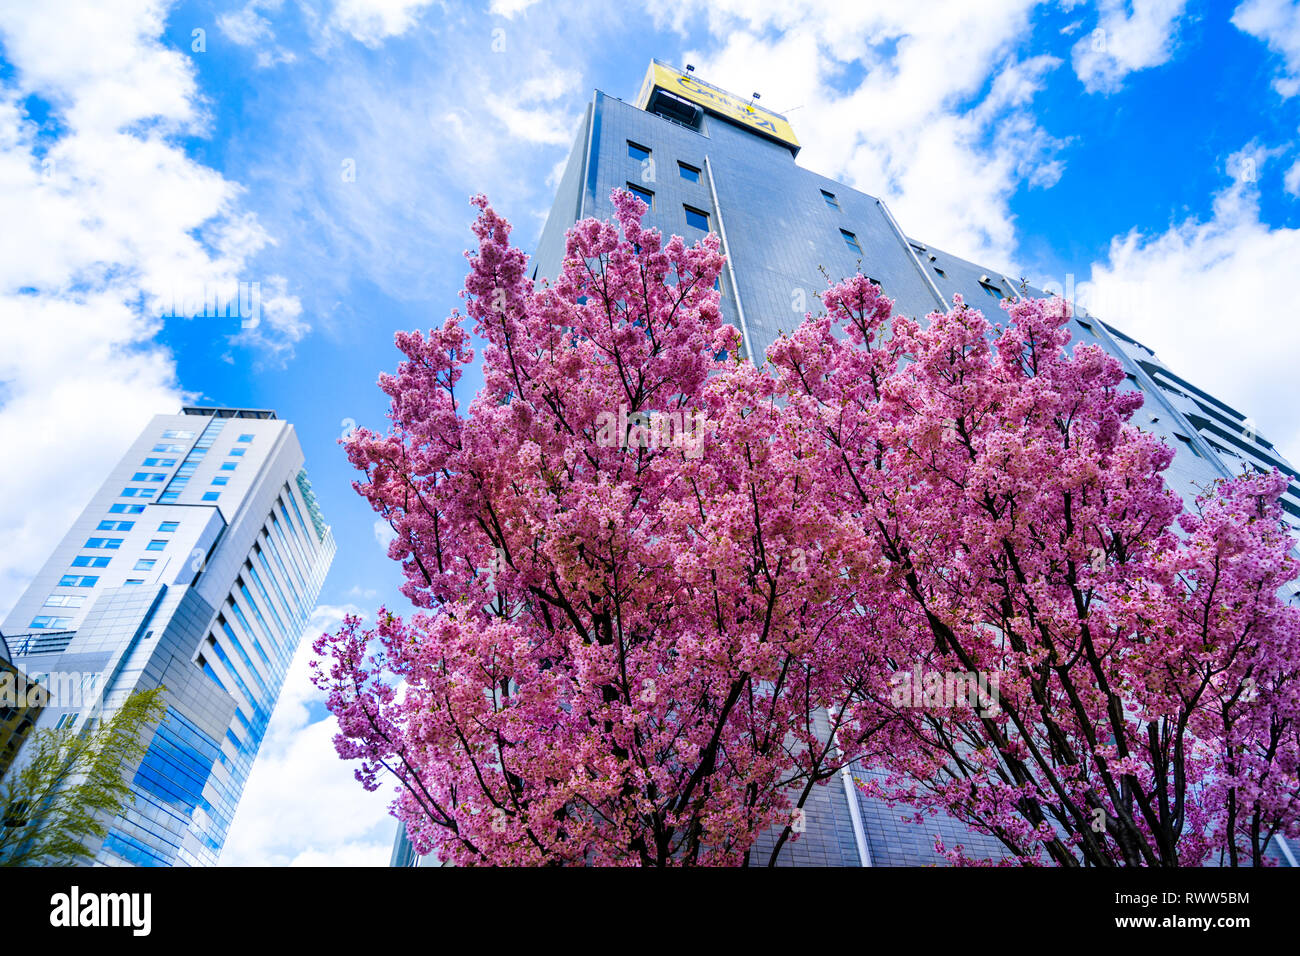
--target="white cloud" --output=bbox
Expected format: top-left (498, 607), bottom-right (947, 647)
top-left (1071, 0), bottom-right (1189, 94)
top-left (218, 2), bottom-right (276, 46)
top-left (489, 0), bottom-right (541, 18)
top-left (221, 604), bottom-right (394, 866)
top-left (374, 517), bottom-right (398, 552)
top-left (228, 32), bottom-right (592, 309)
top-left (217, 0), bottom-right (298, 66)
top-left (1232, 0), bottom-right (1300, 97)
top-left (1080, 152), bottom-right (1300, 463)
top-left (1285, 155), bottom-right (1300, 194)
top-left (0, 0), bottom-right (197, 134)
top-left (483, 64), bottom-right (583, 146)
top-left (0, 1), bottom-right (304, 618)
top-left (226, 274), bottom-right (311, 364)
top-left (329, 0), bottom-right (437, 47)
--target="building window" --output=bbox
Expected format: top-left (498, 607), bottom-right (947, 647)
top-left (237, 434), bottom-right (254, 443)
top-left (58, 575), bottom-right (98, 587)
top-left (202, 492), bottom-right (221, 502)
top-left (821, 189), bottom-right (839, 208)
top-left (841, 229), bottom-right (861, 254)
top-left (43, 594), bottom-right (85, 608)
top-left (678, 162), bottom-right (701, 183)
top-left (683, 205), bottom-right (710, 231)
top-left (211, 477), bottom-right (229, 486)
top-left (158, 521), bottom-right (180, 532)
top-left (228, 448), bottom-right (246, 457)
top-left (96, 520), bottom-right (134, 531)
top-left (220, 462), bottom-right (237, 472)
top-left (627, 141), bottom-right (651, 162)
top-left (141, 457), bottom-right (176, 467)
top-left (108, 504), bottom-right (144, 515)
top-left (120, 487), bottom-right (155, 498)
top-left (30, 616), bottom-right (72, 629)
top-left (933, 267), bottom-right (946, 278)
top-left (132, 472), bottom-right (166, 482)
top-left (71, 556), bottom-right (110, 568)
top-left (625, 183), bottom-right (654, 208)
top-left (145, 540), bottom-right (167, 552)
top-left (1174, 433), bottom-right (1203, 458)
top-left (152, 443), bottom-right (184, 454)
top-left (161, 429), bottom-right (194, 439)
top-left (159, 491), bottom-right (180, 502)
top-left (134, 559), bottom-right (157, 571)
top-left (83, 537), bottom-right (123, 549)
top-left (124, 578), bottom-right (144, 586)
top-left (981, 282), bottom-right (1003, 299)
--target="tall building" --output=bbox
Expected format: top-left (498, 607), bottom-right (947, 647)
top-left (0, 406), bottom-right (335, 866)
top-left (392, 61), bottom-right (1299, 866)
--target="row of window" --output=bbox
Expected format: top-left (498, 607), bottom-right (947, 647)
top-left (624, 141), bottom-right (711, 232)
top-left (818, 187), bottom-right (870, 262)
top-left (820, 189), bottom-right (864, 261)
top-left (66, 555), bottom-right (161, 571)
top-left (39, 430), bottom-right (270, 626)
top-left (624, 182), bottom-right (711, 231)
top-left (626, 141), bottom-right (701, 182)
top-left (195, 485), bottom-right (327, 771)
top-left (156, 427), bottom-right (253, 443)
top-left (30, 615), bottom-right (72, 629)
top-left (44, 431), bottom-right (207, 607)
top-left (153, 420), bottom-right (250, 505)
top-left (823, 190), bottom-right (1013, 299)
top-left (83, 532), bottom-right (171, 548)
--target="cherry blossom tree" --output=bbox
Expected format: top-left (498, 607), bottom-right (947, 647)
top-left (313, 192), bottom-right (885, 865)
top-left (768, 277), bottom-right (1300, 866)
top-left (316, 192), bottom-right (1299, 866)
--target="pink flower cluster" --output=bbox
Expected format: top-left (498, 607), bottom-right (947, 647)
top-left (312, 192), bottom-right (1300, 866)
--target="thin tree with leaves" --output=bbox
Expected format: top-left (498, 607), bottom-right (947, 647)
top-left (0, 687), bottom-right (166, 866)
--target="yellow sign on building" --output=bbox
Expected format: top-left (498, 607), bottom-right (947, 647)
top-left (636, 62), bottom-right (799, 150)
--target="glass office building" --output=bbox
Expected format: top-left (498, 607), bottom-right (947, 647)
top-left (0, 407), bottom-right (335, 866)
top-left (391, 61), bottom-right (1299, 866)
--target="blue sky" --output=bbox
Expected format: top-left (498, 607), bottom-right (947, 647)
top-left (2, 0), bottom-right (1298, 865)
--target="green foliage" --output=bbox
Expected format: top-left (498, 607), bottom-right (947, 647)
top-left (0, 687), bottom-right (167, 866)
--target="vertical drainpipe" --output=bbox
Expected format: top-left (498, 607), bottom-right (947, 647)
top-left (1274, 835), bottom-right (1299, 868)
top-left (832, 725), bottom-right (873, 867)
top-left (875, 197), bottom-right (949, 314)
top-left (704, 155), bottom-right (758, 365)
